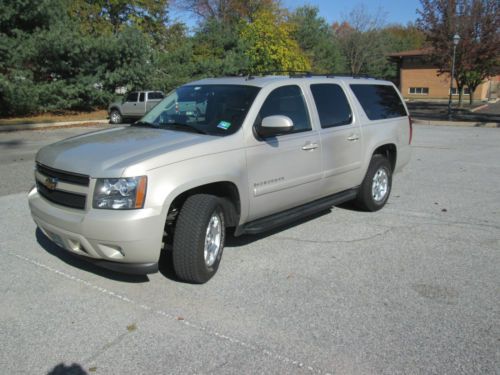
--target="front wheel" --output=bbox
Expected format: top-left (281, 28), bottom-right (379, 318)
top-left (172, 194), bottom-right (225, 283)
top-left (355, 155), bottom-right (392, 211)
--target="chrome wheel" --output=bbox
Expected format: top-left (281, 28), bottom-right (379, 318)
top-left (110, 110), bottom-right (121, 124)
top-left (372, 167), bottom-right (389, 202)
top-left (204, 212), bottom-right (222, 267)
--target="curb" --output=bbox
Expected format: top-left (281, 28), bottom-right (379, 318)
top-left (0, 119), bottom-right (110, 132)
top-left (413, 118), bottom-right (499, 128)
top-left (470, 104), bottom-right (489, 113)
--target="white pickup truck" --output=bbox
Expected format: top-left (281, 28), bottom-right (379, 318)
top-left (108, 91), bottom-right (164, 124)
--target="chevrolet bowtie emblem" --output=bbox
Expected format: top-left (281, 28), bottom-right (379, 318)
top-left (43, 177), bottom-right (58, 190)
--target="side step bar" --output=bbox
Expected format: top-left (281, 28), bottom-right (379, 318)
top-left (236, 188), bottom-right (358, 236)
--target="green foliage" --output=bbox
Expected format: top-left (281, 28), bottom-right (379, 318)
top-left (289, 6), bottom-right (345, 73)
top-left (240, 10), bottom-right (310, 72)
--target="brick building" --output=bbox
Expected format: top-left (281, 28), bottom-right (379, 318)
top-left (388, 48), bottom-right (498, 102)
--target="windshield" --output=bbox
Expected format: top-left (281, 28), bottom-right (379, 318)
top-left (139, 84), bottom-right (260, 135)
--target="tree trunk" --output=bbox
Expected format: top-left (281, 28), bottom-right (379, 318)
top-left (458, 87), bottom-right (463, 107)
top-left (469, 91), bottom-right (474, 105)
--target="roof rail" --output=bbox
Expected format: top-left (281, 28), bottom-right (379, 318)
top-left (223, 71), bottom-right (379, 80)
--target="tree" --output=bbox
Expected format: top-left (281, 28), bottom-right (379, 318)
top-left (333, 5), bottom-right (387, 76)
top-left (289, 6), bottom-right (345, 73)
top-left (70, 0), bottom-right (170, 39)
top-left (239, 9), bottom-right (310, 72)
top-left (418, 0), bottom-right (500, 105)
top-left (173, 0), bottom-right (276, 23)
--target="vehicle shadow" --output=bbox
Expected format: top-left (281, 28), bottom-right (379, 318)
top-left (36, 228), bottom-right (149, 283)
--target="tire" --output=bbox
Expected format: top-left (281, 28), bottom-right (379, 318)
top-left (355, 154), bottom-right (392, 212)
top-left (172, 194), bottom-right (225, 283)
top-left (109, 109), bottom-right (122, 124)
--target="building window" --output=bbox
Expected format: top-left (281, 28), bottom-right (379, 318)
top-left (409, 87), bottom-right (429, 95)
top-left (450, 87), bottom-right (471, 95)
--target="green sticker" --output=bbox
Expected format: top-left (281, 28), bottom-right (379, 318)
top-left (217, 121), bottom-right (231, 130)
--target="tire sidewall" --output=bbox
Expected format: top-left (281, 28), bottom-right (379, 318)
top-left (357, 155), bottom-right (392, 211)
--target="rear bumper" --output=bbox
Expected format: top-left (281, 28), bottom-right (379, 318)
top-left (28, 187), bottom-right (164, 274)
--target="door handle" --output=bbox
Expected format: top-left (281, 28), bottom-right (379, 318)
top-left (347, 134), bottom-right (360, 141)
top-left (302, 142), bottom-right (319, 151)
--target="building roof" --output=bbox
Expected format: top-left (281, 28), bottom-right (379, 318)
top-left (387, 48), bottom-right (433, 58)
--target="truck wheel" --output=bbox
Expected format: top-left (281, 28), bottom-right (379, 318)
top-left (110, 109), bottom-right (122, 124)
top-left (172, 194), bottom-right (225, 283)
top-left (355, 154), bottom-right (392, 212)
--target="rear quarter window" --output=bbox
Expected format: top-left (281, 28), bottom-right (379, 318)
top-left (350, 84), bottom-right (407, 120)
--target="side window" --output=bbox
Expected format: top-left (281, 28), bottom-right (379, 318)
top-left (125, 92), bottom-right (138, 102)
top-left (258, 85), bottom-right (311, 133)
top-left (310, 84), bottom-right (352, 128)
top-left (350, 84), bottom-right (407, 120)
top-left (148, 92), bottom-right (164, 100)
top-left (139, 92), bottom-right (145, 102)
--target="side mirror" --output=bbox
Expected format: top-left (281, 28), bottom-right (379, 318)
top-left (257, 115), bottom-right (293, 137)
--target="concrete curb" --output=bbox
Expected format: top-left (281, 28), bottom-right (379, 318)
top-left (470, 104), bottom-right (489, 112)
top-left (413, 118), bottom-right (499, 128)
top-left (0, 119), bottom-right (109, 132)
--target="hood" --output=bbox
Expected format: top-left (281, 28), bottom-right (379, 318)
top-left (36, 126), bottom-right (225, 177)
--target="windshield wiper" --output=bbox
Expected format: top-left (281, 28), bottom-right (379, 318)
top-left (159, 122), bottom-right (207, 135)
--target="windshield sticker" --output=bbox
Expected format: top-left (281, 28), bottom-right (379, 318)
top-left (217, 121), bottom-right (231, 130)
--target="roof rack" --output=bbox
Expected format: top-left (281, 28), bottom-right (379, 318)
top-left (224, 71), bottom-right (378, 80)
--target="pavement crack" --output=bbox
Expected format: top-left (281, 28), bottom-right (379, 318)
top-left (8, 252), bottom-right (328, 375)
top-left (273, 228), bottom-right (392, 244)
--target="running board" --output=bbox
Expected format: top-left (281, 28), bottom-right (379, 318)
top-left (236, 188), bottom-right (358, 236)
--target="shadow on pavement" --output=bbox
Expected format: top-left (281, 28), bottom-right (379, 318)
top-left (36, 228), bottom-right (149, 283)
top-left (407, 102), bottom-right (500, 123)
top-left (47, 363), bottom-right (88, 375)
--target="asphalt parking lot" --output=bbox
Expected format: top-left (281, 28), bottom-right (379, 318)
top-left (0, 125), bottom-right (498, 374)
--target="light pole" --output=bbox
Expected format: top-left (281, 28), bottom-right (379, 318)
top-left (447, 33), bottom-right (460, 119)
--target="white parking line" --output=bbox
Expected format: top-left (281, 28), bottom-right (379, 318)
top-left (9, 252), bottom-right (330, 375)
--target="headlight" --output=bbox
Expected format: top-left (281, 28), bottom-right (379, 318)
top-left (93, 176), bottom-right (147, 210)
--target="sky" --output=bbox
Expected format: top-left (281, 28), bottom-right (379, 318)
top-left (282, 0), bottom-right (423, 26)
top-left (171, 0), bottom-right (423, 29)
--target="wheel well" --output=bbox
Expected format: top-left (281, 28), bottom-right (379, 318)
top-left (109, 107), bottom-right (122, 114)
top-left (373, 144), bottom-right (397, 171)
top-left (167, 182), bottom-right (241, 228)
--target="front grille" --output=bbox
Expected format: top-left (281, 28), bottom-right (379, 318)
top-left (36, 181), bottom-right (87, 210)
top-left (36, 163), bottom-right (89, 186)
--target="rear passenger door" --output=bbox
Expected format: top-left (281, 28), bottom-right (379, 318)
top-left (309, 84), bottom-right (363, 195)
top-left (246, 85), bottom-right (322, 220)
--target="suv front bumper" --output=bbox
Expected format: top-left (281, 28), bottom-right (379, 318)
top-left (28, 187), bottom-right (164, 274)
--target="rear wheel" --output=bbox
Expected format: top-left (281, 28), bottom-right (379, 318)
top-left (172, 194), bottom-right (225, 283)
top-left (109, 109), bottom-right (122, 124)
top-left (355, 154), bottom-right (392, 211)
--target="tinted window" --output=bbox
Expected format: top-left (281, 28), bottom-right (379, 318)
top-left (139, 92), bottom-right (145, 102)
top-left (350, 84), bottom-right (407, 120)
top-left (125, 92), bottom-right (138, 102)
top-left (310, 84), bottom-right (352, 128)
top-left (258, 85), bottom-right (310, 133)
top-left (148, 92), bottom-right (164, 100)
